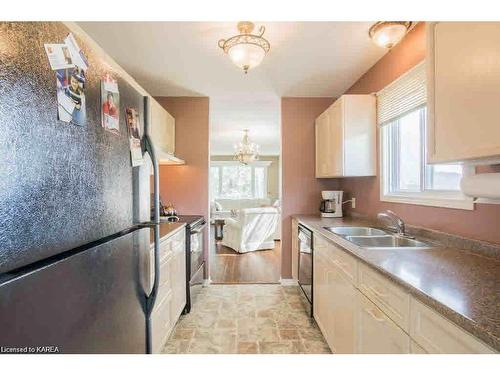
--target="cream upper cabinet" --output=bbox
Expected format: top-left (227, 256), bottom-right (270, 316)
top-left (315, 111), bottom-right (332, 177)
top-left (315, 95), bottom-right (376, 177)
top-left (427, 22), bottom-right (500, 164)
top-left (150, 97), bottom-right (175, 155)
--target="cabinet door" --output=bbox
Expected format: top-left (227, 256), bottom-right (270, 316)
top-left (315, 112), bottom-right (331, 177)
top-left (410, 298), bottom-right (494, 354)
top-left (170, 243), bottom-right (186, 322)
top-left (428, 22), bottom-right (500, 163)
top-left (328, 101), bottom-right (344, 176)
top-left (150, 98), bottom-right (176, 155)
top-left (312, 238), bottom-right (330, 338)
top-left (328, 262), bottom-right (357, 353)
top-left (165, 111), bottom-right (175, 154)
top-left (356, 293), bottom-right (410, 354)
top-left (342, 95), bottom-right (376, 176)
top-left (410, 340), bottom-right (427, 354)
top-left (151, 290), bottom-right (173, 353)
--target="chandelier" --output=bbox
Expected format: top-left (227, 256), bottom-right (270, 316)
top-left (233, 129), bottom-right (259, 164)
top-left (218, 21), bottom-right (270, 74)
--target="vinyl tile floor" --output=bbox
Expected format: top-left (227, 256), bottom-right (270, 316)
top-left (162, 284), bottom-right (331, 354)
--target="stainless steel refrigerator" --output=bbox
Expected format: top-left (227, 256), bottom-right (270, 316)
top-left (0, 22), bottom-right (161, 354)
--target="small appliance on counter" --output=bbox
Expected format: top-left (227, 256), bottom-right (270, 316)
top-left (153, 196), bottom-right (179, 222)
top-left (319, 190), bottom-right (344, 218)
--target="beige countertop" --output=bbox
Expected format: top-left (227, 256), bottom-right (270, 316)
top-left (293, 214), bottom-right (500, 351)
top-left (149, 222), bottom-right (185, 246)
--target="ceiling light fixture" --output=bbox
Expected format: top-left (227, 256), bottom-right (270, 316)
top-left (218, 21), bottom-right (270, 74)
top-left (369, 21), bottom-right (412, 49)
top-left (234, 129), bottom-right (259, 164)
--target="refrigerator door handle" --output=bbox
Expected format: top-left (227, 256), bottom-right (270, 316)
top-left (143, 96), bottom-right (160, 354)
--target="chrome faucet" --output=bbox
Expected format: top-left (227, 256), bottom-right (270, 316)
top-left (377, 210), bottom-right (412, 238)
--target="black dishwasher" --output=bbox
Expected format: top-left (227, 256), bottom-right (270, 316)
top-left (298, 224), bottom-right (313, 315)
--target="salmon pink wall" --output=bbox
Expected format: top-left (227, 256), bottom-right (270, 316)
top-left (154, 97), bottom-right (210, 270)
top-left (281, 97), bottom-right (339, 278)
top-left (341, 22), bottom-right (500, 244)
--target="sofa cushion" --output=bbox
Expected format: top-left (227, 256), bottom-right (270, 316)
top-left (240, 206), bottom-right (279, 215)
top-left (215, 198), bottom-right (272, 211)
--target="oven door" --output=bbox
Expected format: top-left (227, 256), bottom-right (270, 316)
top-left (298, 225), bottom-right (313, 305)
top-left (184, 222), bottom-right (206, 314)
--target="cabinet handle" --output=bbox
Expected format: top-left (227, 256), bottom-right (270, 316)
top-left (333, 259), bottom-right (351, 276)
top-left (370, 285), bottom-right (388, 298)
top-left (363, 307), bottom-right (386, 323)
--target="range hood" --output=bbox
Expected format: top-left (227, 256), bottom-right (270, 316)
top-left (157, 149), bottom-right (185, 165)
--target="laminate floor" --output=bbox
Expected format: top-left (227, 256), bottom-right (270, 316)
top-left (209, 228), bottom-right (281, 284)
top-left (162, 284), bottom-right (330, 354)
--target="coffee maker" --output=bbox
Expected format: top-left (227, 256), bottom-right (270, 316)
top-left (319, 190), bottom-right (343, 218)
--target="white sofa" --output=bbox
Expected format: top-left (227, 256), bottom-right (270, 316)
top-left (211, 198), bottom-right (272, 217)
top-left (221, 207), bottom-right (280, 253)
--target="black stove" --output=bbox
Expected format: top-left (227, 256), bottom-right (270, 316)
top-left (177, 215), bottom-right (205, 226)
top-left (159, 215), bottom-right (204, 226)
top-left (170, 215), bottom-right (206, 314)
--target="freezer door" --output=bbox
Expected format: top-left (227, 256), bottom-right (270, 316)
top-left (0, 227), bottom-right (150, 354)
top-left (0, 22), bottom-right (149, 274)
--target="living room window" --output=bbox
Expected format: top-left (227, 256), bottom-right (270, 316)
top-left (379, 62), bottom-right (473, 210)
top-left (210, 161), bottom-right (270, 199)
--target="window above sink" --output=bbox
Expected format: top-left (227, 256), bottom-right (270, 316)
top-left (378, 62), bottom-right (474, 210)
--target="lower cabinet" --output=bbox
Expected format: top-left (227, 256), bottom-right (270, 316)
top-left (150, 227), bottom-right (186, 353)
top-left (314, 236), bottom-right (357, 353)
top-left (410, 340), bottom-right (427, 354)
top-left (170, 239), bottom-right (187, 323)
top-left (151, 290), bottom-right (173, 353)
top-left (410, 299), bottom-right (494, 354)
top-left (328, 263), bottom-right (357, 353)
top-left (356, 293), bottom-right (409, 354)
top-left (311, 231), bottom-right (495, 354)
top-left (313, 236), bottom-right (330, 341)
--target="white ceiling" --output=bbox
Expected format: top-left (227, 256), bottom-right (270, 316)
top-left (78, 22), bottom-right (387, 155)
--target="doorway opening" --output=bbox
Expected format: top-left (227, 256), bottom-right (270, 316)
top-left (208, 97), bottom-right (281, 284)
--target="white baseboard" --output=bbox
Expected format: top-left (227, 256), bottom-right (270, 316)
top-left (280, 278), bottom-right (298, 286)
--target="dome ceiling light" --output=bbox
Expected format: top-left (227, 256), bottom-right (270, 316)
top-left (369, 21), bottom-right (413, 49)
top-left (218, 21), bottom-right (270, 74)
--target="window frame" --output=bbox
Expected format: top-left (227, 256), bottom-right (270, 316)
top-left (210, 160), bottom-right (271, 200)
top-left (379, 107), bottom-right (474, 210)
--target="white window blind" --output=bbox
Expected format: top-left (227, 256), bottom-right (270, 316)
top-left (377, 62), bottom-right (426, 126)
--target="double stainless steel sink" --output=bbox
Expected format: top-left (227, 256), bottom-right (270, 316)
top-left (323, 226), bottom-right (435, 250)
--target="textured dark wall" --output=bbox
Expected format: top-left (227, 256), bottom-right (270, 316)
top-left (0, 22), bottom-right (146, 273)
